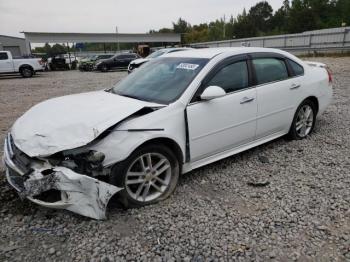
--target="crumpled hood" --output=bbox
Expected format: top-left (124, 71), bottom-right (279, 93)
top-left (11, 91), bottom-right (161, 157)
top-left (130, 58), bottom-right (150, 65)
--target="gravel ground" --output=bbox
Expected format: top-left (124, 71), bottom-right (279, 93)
top-left (0, 58), bottom-right (349, 261)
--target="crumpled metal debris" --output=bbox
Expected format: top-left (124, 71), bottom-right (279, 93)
top-left (23, 167), bottom-right (122, 219)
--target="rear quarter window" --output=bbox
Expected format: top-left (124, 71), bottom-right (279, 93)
top-left (288, 59), bottom-right (304, 76)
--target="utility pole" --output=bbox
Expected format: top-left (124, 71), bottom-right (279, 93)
top-left (223, 15), bottom-right (226, 39)
top-left (116, 26), bottom-right (120, 52)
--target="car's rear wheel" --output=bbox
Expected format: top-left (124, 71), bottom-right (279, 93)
top-left (20, 67), bottom-right (33, 78)
top-left (288, 99), bottom-right (317, 139)
top-left (110, 144), bottom-right (179, 208)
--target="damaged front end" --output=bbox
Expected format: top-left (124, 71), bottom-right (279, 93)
top-left (3, 134), bottom-right (122, 219)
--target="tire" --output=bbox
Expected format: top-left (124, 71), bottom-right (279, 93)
top-left (71, 61), bottom-right (77, 70)
top-left (20, 67), bottom-right (33, 78)
top-left (101, 64), bottom-right (108, 72)
top-left (110, 144), bottom-right (180, 208)
top-left (288, 99), bottom-right (317, 140)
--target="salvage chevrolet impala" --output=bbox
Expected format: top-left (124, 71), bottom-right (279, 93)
top-left (3, 47), bottom-right (333, 219)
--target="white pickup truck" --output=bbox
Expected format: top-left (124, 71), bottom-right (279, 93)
top-left (0, 51), bottom-right (44, 78)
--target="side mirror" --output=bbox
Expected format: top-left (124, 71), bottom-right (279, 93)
top-left (200, 86), bottom-right (226, 101)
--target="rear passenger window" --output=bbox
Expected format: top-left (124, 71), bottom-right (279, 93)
top-left (120, 54), bottom-right (137, 59)
top-left (206, 61), bottom-right (249, 93)
top-left (288, 59), bottom-right (304, 76)
top-left (0, 52), bottom-right (9, 60)
top-left (253, 58), bottom-right (288, 85)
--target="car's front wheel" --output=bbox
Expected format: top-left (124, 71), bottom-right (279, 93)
top-left (288, 99), bottom-right (317, 139)
top-left (101, 64), bottom-right (108, 72)
top-left (110, 144), bottom-right (180, 208)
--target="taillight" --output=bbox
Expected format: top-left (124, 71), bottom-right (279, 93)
top-left (326, 68), bottom-right (333, 84)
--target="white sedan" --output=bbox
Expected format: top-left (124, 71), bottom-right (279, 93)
top-left (3, 47), bottom-right (333, 219)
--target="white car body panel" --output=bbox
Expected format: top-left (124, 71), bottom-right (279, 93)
top-left (3, 136), bottom-right (122, 219)
top-left (187, 88), bottom-right (257, 161)
top-left (255, 77), bottom-right (302, 139)
top-left (184, 130), bottom-right (287, 172)
top-left (0, 51), bottom-right (43, 73)
top-left (25, 167), bottom-right (122, 220)
top-left (91, 104), bottom-right (187, 167)
top-left (129, 57), bottom-right (150, 66)
top-left (11, 91), bottom-right (162, 157)
top-left (3, 47), bottom-right (333, 219)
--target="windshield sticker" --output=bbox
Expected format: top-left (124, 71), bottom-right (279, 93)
top-left (176, 63), bottom-right (200, 70)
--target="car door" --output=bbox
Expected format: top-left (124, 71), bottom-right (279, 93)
top-left (110, 56), bottom-right (119, 68)
top-left (186, 56), bottom-right (257, 161)
top-left (0, 52), bottom-right (14, 73)
top-left (115, 55), bottom-right (130, 68)
top-left (125, 54), bottom-right (137, 66)
top-left (251, 54), bottom-right (302, 139)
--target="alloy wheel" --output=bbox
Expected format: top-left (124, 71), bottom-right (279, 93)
top-left (125, 153), bottom-right (172, 202)
top-left (296, 104), bottom-right (314, 137)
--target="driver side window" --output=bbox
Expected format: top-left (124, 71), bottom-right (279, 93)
top-left (207, 60), bottom-right (249, 93)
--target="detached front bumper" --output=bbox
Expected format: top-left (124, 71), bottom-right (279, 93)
top-left (3, 134), bottom-right (122, 220)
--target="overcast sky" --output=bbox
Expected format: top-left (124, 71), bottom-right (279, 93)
top-left (0, 0), bottom-right (283, 38)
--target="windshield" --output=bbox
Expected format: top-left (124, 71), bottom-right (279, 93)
top-left (112, 57), bottom-right (209, 104)
top-left (90, 55), bottom-right (98, 61)
top-left (146, 50), bottom-right (166, 59)
top-left (97, 55), bottom-right (112, 60)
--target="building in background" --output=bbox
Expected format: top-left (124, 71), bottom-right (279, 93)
top-left (0, 35), bottom-right (28, 57)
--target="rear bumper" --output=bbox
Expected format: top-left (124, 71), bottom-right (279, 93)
top-left (318, 85), bottom-right (333, 115)
top-left (3, 134), bottom-right (122, 219)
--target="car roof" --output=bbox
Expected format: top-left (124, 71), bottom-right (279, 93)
top-left (163, 47), bottom-right (290, 59)
top-left (159, 47), bottom-right (192, 53)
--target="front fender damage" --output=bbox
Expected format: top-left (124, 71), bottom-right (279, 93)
top-left (21, 167), bottom-right (122, 219)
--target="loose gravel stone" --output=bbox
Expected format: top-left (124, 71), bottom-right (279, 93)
top-left (48, 247), bottom-right (55, 255)
top-left (0, 57), bottom-right (349, 261)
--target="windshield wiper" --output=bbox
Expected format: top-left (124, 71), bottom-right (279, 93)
top-left (118, 94), bottom-right (144, 101)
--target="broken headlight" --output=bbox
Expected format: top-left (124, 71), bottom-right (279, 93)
top-left (48, 150), bottom-right (105, 177)
top-left (85, 151), bottom-right (105, 164)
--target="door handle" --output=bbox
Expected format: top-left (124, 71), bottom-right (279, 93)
top-left (290, 84), bottom-right (301, 90)
top-left (240, 97), bottom-right (255, 104)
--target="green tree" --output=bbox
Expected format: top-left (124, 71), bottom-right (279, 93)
top-left (233, 8), bottom-right (256, 38)
top-left (172, 18), bottom-right (192, 44)
top-left (270, 0), bottom-right (290, 34)
top-left (248, 1), bottom-right (273, 34)
top-left (173, 18), bottom-right (191, 34)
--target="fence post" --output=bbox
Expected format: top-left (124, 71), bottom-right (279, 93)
top-left (308, 34), bottom-right (313, 56)
top-left (341, 29), bottom-right (347, 54)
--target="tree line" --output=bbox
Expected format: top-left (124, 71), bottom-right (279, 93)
top-left (150, 0), bottom-right (350, 44)
top-left (33, 0), bottom-right (349, 54)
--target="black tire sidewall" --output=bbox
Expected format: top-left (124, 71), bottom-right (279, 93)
top-left (288, 99), bottom-right (317, 140)
top-left (101, 65), bottom-right (108, 72)
top-left (110, 144), bottom-right (180, 208)
top-left (21, 67), bottom-right (33, 78)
